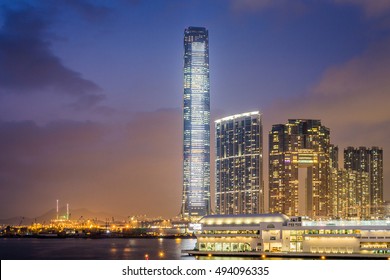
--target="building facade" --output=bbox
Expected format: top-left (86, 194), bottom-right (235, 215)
top-left (344, 147), bottom-right (384, 217)
top-left (195, 214), bottom-right (390, 256)
top-left (269, 119), bottom-right (331, 218)
top-left (215, 112), bottom-right (263, 215)
top-left (181, 27), bottom-right (211, 220)
top-left (332, 169), bottom-right (370, 220)
top-left (329, 144), bottom-right (339, 169)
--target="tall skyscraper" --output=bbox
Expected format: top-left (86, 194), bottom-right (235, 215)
top-left (181, 27), bottom-right (210, 220)
top-left (344, 146), bottom-right (384, 217)
top-left (269, 119), bottom-right (331, 218)
top-left (215, 112), bottom-right (263, 215)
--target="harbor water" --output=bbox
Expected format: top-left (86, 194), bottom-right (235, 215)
top-left (0, 238), bottom-right (197, 260)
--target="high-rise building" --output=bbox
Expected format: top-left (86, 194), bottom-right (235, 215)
top-left (370, 147), bottom-right (384, 215)
top-left (332, 169), bottom-right (370, 220)
top-left (215, 112), bottom-right (263, 215)
top-left (329, 144), bottom-right (339, 169)
top-left (384, 201), bottom-right (390, 218)
top-left (344, 146), bottom-right (384, 217)
top-left (269, 119), bottom-right (331, 218)
top-left (329, 144), bottom-right (339, 217)
top-left (181, 27), bottom-right (211, 220)
top-left (344, 147), bottom-right (369, 172)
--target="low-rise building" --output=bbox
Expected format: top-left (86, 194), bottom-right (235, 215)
top-left (195, 214), bottom-right (390, 255)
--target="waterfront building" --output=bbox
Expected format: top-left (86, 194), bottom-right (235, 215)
top-left (344, 147), bottom-right (384, 217)
top-left (215, 112), bottom-right (263, 215)
top-left (194, 214), bottom-right (390, 256)
top-left (269, 119), bottom-right (331, 219)
top-left (181, 27), bottom-right (211, 220)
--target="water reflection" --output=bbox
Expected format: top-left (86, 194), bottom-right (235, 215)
top-left (1, 238), bottom-right (304, 260)
top-left (0, 238), bottom-right (197, 260)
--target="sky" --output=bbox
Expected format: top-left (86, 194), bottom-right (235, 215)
top-left (0, 0), bottom-right (389, 219)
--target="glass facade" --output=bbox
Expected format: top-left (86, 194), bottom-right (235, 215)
top-left (181, 27), bottom-right (210, 219)
top-left (215, 112), bottom-right (263, 214)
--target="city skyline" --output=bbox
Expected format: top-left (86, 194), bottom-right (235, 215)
top-left (0, 0), bottom-right (389, 219)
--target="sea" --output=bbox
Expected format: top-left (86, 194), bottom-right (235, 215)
top-left (2, 238), bottom-right (382, 280)
top-left (0, 238), bottom-right (303, 260)
top-left (0, 238), bottom-right (198, 260)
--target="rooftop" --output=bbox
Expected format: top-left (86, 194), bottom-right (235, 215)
top-left (215, 111), bottom-right (260, 123)
top-left (200, 213), bottom-right (289, 226)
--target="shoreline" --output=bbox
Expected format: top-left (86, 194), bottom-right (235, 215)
top-left (0, 235), bottom-right (196, 239)
top-left (184, 250), bottom-right (390, 260)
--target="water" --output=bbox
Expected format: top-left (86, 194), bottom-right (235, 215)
top-left (0, 238), bottom-right (309, 260)
top-left (0, 238), bottom-right (197, 260)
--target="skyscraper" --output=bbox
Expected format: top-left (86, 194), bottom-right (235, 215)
top-left (370, 147), bottom-right (384, 215)
top-left (215, 112), bottom-right (263, 215)
top-left (181, 27), bottom-right (210, 220)
top-left (344, 146), bottom-right (384, 217)
top-left (269, 119), bottom-right (331, 218)
top-left (329, 144), bottom-right (339, 169)
top-left (332, 169), bottom-right (370, 220)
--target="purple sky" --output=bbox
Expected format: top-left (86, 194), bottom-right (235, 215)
top-left (0, 0), bottom-right (389, 219)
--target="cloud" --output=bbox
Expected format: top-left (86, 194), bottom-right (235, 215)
top-left (0, 4), bottom-right (102, 108)
top-left (333, 0), bottom-right (390, 18)
top-left (230, 0), bottom-right (307, 15)
top-left (68, 94), bottom-right (106, 111)
top-left (231, 0), bottom-right (390, 19)
top-left (266, 39), bottom-right (390, 125)
top-left (307, 39), bottom-right (390, 126)
top-left (62, 0), bottom-right (111, 22)
top-left (0, 109), bottom-right (183, 219)
top-left (231, 0), bottom-right (276, 11)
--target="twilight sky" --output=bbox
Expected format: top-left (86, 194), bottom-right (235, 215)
top-left (0, 0), bottom-right (389, 219)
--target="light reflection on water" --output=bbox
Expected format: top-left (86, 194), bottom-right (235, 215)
top-left (0, 238), bottom-right (307, 260)
top-left (0, 238), bottom-right (197, 260)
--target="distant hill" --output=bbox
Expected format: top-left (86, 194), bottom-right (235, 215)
top-left (0, 208), bottom-right (127, 226)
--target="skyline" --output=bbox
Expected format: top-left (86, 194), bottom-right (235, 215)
top-left (0, 0), bottom-right (389, 219)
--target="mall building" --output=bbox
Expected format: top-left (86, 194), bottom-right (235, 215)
top-left (196, 214), bottom-right (390, 255)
